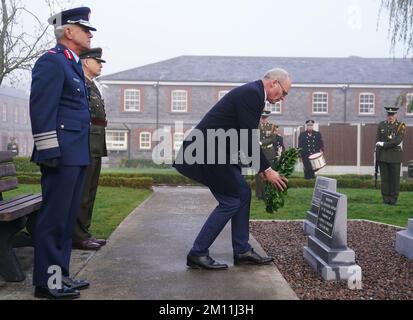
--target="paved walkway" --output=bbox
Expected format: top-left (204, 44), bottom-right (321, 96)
top-left (77, 187), bottom-right (298, 300)
top-left (0, 186), bottom-right (298, 300)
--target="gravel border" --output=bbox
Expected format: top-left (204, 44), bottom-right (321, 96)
top-left (250, 220), bottom-right (413, 300)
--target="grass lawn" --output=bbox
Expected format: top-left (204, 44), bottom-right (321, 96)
top-left (250, 188), bottom-right (413, 227)
top-left (4, 185), bottom-right (152, 239)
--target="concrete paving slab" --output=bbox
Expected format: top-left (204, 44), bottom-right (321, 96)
top-left (77, 187), bottom-right (298, 300)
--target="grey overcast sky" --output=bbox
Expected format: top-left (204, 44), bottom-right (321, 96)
top-left (25, 0), bottom-right (405, 78)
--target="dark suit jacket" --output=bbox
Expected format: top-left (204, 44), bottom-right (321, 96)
top-left (174, 80), bottom-right (270, 196)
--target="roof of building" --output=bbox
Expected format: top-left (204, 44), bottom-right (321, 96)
top-left (99, 55), bottom-right (413, 85)
top-left (0, 86), bottom-right (29, 100)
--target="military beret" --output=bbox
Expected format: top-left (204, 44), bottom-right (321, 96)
top-left (305, 120), bottom-right (315, 125)
top-left (48, 7), bottom-right (96, 31)
top-left (384, 106), bottom-right (399, 115)
top-left (261, 110), bottom-right (271, 117)
top-left (80, 47), bottom-right (106, 63)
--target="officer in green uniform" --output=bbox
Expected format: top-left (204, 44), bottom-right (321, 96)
top-left (255, 110), bottom-right (279, 199)
top-left (72, 48), bottom-right (108, 250)
top-left (376, 106), bottom-right (406, 205)
top-left (7, 137), bottom-right (19, 156)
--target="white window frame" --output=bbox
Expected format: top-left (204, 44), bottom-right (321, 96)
top-left (106, 130), bottom-right (128, 151)
top-left (140, 131), bottom-right (152, 150)
top-left (2, 105), bottom-right (7, 122)
top-left (266, 101), bottom-right (282, 114)
top-left (312, 92), bottom-right (328, 114)
top-left (173, 132), bottom-right (184, 151)
top-left (171, 90), bottom-right (188, 112)
top-left (218, 90), bottom-right (229, 101)
top-left (123, 89), bottom-right (141, 112)
top-left (14, 107), bottom-right (18, 123)
top-left (406, 93), bottom-right (413, 115)
top-left (359, 92), bottom-right (375, 115)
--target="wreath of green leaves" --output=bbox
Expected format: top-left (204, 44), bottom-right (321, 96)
top-left (263, 148), bottom-right (301, 213)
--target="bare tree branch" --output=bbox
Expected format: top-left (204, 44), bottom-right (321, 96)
top-left (0, 0), bottom-right (68, 86)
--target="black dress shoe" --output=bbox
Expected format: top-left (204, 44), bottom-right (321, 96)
top-left (187, 254), bottom-right (228, 270)
top-left (34, 285), bottom-right (80, 300)
top-left (72, 239), bottom-right (101, 250)
top-left (62, 276), bottom-right (90, 290)
top-left (234, 248), bottom-right (274, 265)
top-left (91, 237), bottom-right (107, 246)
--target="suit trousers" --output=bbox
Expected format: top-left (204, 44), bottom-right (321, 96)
top-left (189, 165), bottom-right (252, 256)
top-left (73, 157), bottom-right (102, 242)
top-left (33, 165), bottom-right (86, 286)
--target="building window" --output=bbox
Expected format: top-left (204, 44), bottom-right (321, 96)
top-left (173, 132), bottom-right (184, 151)
top-left (218, 90), bottom-right (229, 101)
top-left (266, 101), bottom-right (281, 114)
top-left (140, 132), bottom-right (151, 150)
top-left (406, 93), bottom-right (413, 115)
top-left (106, 131), bottom-right (128, 150)
top-left (23, 108), bottom-right (28, 124)
top-left (171, 90), bottom-right (188, 112)
top-left (312, 92), bottom-right (328, 113)
top-left (14, 107), bottom-right (18, 123)
top-left (2, 105), bottom-right (7, 122)
top-left (124, 89), bottom-right (140, 112)
top-left (359, 93), bottom-right (375, 114)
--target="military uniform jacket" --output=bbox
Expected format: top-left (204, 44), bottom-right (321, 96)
top-left (259, 122), bottom-right (277, 161)
top-left (376, 120), bottom-right (406, 163)
top-left (298, 131), bottom-right (324, 157)
top-left (30, 44), bottom-right (90, 166)
top-left (174, 80), bottom-right (270, 197)
top-left (87, 78), bottom-right (108, 158)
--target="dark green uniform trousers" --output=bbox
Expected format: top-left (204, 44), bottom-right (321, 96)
top-left (379, 161), bottom-right (401, 204)
top-left (73, 157), bottom-right (102, 242)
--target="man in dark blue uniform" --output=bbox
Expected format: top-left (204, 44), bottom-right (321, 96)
top-left (174, 69), bottom-right (291, 269)
top-left (29, 7), bottom-right (96, 299)
top-left (298, 120), bottom-right (324, 179)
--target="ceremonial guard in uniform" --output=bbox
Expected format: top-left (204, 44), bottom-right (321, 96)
top-left (72, 48), bottom-right (108, 250)
top-left (298, 120), bottom-right (324, 179)
top-left (29, 7), bottom-right (96, 300)
top-left (255, 110), bottom-right (281, 199)
top-left (7, 137), bottom-right (19, 156)
top-left (376, 106), bottom-right (406, 205)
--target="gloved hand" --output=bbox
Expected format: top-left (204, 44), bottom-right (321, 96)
top-left (376, 142), bottom-right (384, 147)
top-left (38, 158), bottom-right (60, 168)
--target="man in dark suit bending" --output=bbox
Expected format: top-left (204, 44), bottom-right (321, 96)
top-left (174, 68), bottom-right (291, 270)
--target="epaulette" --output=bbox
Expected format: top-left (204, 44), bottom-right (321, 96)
top-left (48, 50), bottom-right (57, 54)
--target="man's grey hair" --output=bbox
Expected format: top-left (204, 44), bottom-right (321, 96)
top-left (54, 24), bottom-right (71, 41)
top-left (263, 68), bottom-right (290, 83)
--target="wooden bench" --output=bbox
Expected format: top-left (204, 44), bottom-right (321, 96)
top-left (0, 151), bottom-right (42, 282)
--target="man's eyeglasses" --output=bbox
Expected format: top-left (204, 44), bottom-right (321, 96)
top-left (277, 81), bottom-right (288, 97)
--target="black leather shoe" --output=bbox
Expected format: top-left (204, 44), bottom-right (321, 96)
top-left (62, 276), bottom-right (90, 290)
top-left (187, 254), bottom-right (228, 270)
top-left (34, 285), bottom-right (80, 300)
top-left (234, 248), bottom-right (274, 265)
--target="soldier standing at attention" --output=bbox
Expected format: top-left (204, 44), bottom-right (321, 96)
top-left (255, 110), bottom-right (279, 200)
top-left (72, 48), bottom-right (108, 251)
top-left (298, 120), bottom-right (324, 179)
top-left (29, 7), bottom-right (95, 300)
top-left (7, 137), bottom-right (19, 156)
top-left (376, 106), bottom-right (406, 205)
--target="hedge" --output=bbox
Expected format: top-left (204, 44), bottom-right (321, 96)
top-left (120, 158), bottom-right (172, 169)
top-left (13, 157), bottom-right (40, 173)
top-left (17, 174), bottom-right (153, 190)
